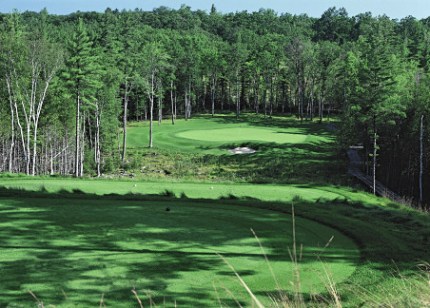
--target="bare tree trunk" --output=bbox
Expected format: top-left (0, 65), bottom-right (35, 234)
top-left (211, 74), bottom-right (217, 117)
top-left (253, 78), bottom-right (259, 114)
top-left (264, 80), bottom-right (268, 117)
top-left (50, 141), bottom-right (54, 175)
top-left (122, 80), bottom-right (129, 162)
top-left (31, 123), bottom-right (39, 176)
top-left (80, 111), bottom-right (85, 177)
top-left (149, 72), bottom-right (155, 148)
top-left (269, 76), bottom-right (274, 118)
top-left (8, 87), bottom-right (15, 172)
top-left (75, 91), bottom-right (80, 177)
top-left (184, 87), bottom-right (189, 121)
top-left (171, 80), bottom-right (175, 125)
top-left (373, 118), bottom-right (377, 195)
top-left (7, 77), bottom-right (28, 174)
top-left (185, 81), bottom-right (192, 120)
top-left (158, 91), bottom-right (162, 125)
top-left (236, 72), bottom-right (240, 119)
top-left (221, 80), bottom-right (224, 112)
top-left (419, 115), bottom-right (424, 204)
top-left (95, 102), bottom-right (101, 177)
top-left (174, 92), bottom-right (177, 122)
top-left (310, 84), bottom-right (314, 122)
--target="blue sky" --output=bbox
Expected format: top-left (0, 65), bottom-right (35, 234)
top-left (1, 0), bottom-right (430, 19)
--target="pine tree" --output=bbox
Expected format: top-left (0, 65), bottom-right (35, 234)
top-left (63, 18), bottom-right (101, 177)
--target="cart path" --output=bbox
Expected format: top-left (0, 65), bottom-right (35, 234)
top-left (347, 149), bottom-right (403, 203)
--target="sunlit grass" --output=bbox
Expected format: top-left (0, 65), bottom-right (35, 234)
top-left (0, 194), bottom-right (359, 307)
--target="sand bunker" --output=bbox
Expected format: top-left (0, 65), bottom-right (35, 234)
top-left (228, 147), bottom-right (256, 154)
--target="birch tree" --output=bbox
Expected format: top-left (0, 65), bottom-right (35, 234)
top-left (141, 42), bottom-right (170, 148)
top-left (3, 12), bottom-right (62, 175)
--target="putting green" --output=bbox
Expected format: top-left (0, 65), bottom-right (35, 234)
top-left (0, 196), bottom-right (359, 307)
top-left (126, 116), bottom-right (331, 154)
top-left (176, 127), bottom-right (308, 144)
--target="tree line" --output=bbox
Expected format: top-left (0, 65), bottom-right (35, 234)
top-left (0, 6), bottom-right (429, 205)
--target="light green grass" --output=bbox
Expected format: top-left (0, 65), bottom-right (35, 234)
top-left (177, 127), bottom-right (308, 143)
top-left (122, 114), bottom-right (343, 184)
top-left (0, 115), bottom-right (429, 306)
top-left (0, 180), bottom-right (428, 306)
top-left (127, 115), bottom-right (332, 155)
top-left (0, 194), bottom-right (358, 307)
top-left (0, 177), bottom-right (389, 206)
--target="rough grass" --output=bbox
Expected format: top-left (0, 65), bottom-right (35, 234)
top-left (123, 114), bottom-right (344, 184)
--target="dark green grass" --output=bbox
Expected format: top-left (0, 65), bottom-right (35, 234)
top-left (0, 188), bottom-right (359, 307)
top-left (124, 114), bottom-right (344, 184)
top-left (0, 184), bottom-right (428, 306)
top-left (0, 115), bottom-right (429, 306)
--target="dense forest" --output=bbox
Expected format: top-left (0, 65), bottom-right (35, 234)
top-left (0, 6), bottom-right (429, 204)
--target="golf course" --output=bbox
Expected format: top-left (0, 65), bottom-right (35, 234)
top-left (0, 115), bottom-right (429, 307)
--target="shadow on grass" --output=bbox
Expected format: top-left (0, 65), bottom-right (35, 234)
top-left (194, 139), bottom-right (346, 184)
top-left (0, 187), bottom-right (428, 307)
top-left (179, 114), bottom-right (346, 184)
top-left (207, 113), bottom-right (336, 137)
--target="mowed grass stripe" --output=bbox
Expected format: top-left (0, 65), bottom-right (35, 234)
top-left (0, 178), bottom-right (388, 206)
top-left (0, 197), bottom-right (359, 307)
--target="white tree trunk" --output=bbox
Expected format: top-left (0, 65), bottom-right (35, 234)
top-left (122, 80), bottom-right (129, 162)
top-left (75, 92), bottom-right (81, 177)
top-left (419, 115), bottom-right (424, 204)
top-left (373, 124), bottom-right (377, 196)
top-left (149, 72), bottom-right (155, 148)
top-left (95, 102), bottom-right (101, 177)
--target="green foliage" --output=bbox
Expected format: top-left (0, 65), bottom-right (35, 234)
top-left (0, 7), bottom-right (429, 202)
top-left (62, 18), bottom-right (102, 103)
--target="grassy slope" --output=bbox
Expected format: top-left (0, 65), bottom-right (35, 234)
top-left (0, 192), bottom-right (359, 307)
top-left (124, 115), bottom-right (342, 183)
top-left (0, 184), bottom-right (428, 306)
top-left (0, 114), bottom-right (429, 306)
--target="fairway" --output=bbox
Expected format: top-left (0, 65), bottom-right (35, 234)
top-left (1, 4), bottom-right (430, 307)
top-left (0, 195), bottom-right (358, 307)
top-left (1, 114), bottom-right (428, 306)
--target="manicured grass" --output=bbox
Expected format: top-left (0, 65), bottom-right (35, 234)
top-left (127, 114), bottom-right (332, 155)
top-left (0, 177), bottom-right (386, 206)
top-left (177, 127), bottom-right (308, 144)
top-left (124, 114), bottom-right (344, 183)
top-left (0, 115), bottom-right (429, 306)
top-left (0, 190), bottom-right (359, 307)
top-left (0, 178), bottom-right (429, 306)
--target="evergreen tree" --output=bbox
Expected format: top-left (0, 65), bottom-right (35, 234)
top-left (63, 18), bottom-right (101, 177)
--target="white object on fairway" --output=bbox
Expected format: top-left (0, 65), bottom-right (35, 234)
top-left (228, 147), bottom-right (256, 155)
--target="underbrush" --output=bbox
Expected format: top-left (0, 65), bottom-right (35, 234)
top-left (115, 147), bottom-right (348, 186)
